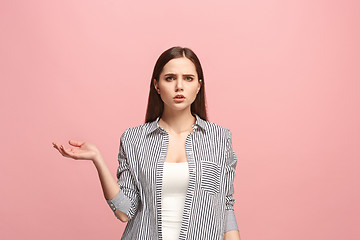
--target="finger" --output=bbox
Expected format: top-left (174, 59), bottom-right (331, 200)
top-left (60, 145), bottom-right (78, 159)
top-left (53, 143), bottom-right (71, 156)
top-left (53, 143), bottom-right (62, 152)
top-left (60, 145), bottom-right (70, 154)
top-left (53, 142), bottom-right (78, 159)
top-left (53, 144), bottom-right (67, 157)
top-left (69, 140), bottom-right (83, 147)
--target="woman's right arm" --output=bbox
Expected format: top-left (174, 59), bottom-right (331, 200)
top-left (92, 154), bottom-right (130, 222)
top-left (52, 140), bottom-right (130, 222)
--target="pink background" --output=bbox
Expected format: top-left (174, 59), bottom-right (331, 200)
top-left (1, 0), bottom-right (359, 239)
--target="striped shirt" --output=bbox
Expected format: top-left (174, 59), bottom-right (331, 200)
top-left (106, 114), bottom-right (239, 239)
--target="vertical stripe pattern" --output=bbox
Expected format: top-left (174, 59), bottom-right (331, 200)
top-left (107, 114), bottom-right (239, 239)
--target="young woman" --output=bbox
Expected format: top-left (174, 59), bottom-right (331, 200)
top-left (53, 46), bottom-right (241, 240)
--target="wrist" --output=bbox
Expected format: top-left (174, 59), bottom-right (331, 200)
top-left (93, 153), bottom-right (103, 163)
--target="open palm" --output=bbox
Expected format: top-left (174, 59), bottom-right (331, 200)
top-left (52, 140), bottom-right (100, 161)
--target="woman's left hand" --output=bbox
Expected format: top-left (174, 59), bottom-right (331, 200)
top-left (224, 230), bottom-right (241, 240)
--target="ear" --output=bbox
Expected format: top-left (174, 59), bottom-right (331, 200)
top-left (197, 79), bottom-right (202, 93)
top-left (153, 78), bottom-right (158, 90)
top-left (153, 78), bottom-right (160, 94)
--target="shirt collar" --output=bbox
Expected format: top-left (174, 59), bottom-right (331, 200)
top-left (146, 113), bottom-right (207, 135)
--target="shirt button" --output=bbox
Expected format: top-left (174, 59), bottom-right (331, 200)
top-left (194, 126), bottom-right (198, 129)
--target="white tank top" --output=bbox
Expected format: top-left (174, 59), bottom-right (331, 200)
top-left (161, 162), bottom-right (189, 240)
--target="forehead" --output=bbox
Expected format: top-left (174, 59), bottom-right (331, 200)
top-left (161, 57), bottom-right (197, 74)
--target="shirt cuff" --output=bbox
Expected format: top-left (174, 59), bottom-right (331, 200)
top-left (225, 210), bottom-right (239, 232)
top-left (106, 189), bottom-right (132, 216)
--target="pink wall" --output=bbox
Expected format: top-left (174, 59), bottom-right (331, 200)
top-left (1, 0), bottom-right (359, 239)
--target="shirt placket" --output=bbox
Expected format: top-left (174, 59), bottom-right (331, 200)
top-left (155, 125), bottom-right (198, 240)
top-left (155, 128), bottom-right (168, 240)
top-left (178, 126), bottom-right (197, 240)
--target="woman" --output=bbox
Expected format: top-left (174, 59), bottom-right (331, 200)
top-left (53, 46), bottom-right (241, 240)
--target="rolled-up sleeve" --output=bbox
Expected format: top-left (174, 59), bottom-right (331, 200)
top-left (224, 129), bottom-right (239, 232)
top-left (106, 129), bottom-right (140, 220)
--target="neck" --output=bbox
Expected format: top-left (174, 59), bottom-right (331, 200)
top-left (159, 109), bottom-right (196, 134)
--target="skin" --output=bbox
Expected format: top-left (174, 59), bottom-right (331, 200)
top-left (154, 57), bottom-right (240, 239)
top-left (53, 56), bottom-right (241, 240)
top-left (153, 57), bottom-right (202, 164)
top-left (52, 141), bottom-right (130, 222)
top-left (154, 56), bottom-right (201, 135)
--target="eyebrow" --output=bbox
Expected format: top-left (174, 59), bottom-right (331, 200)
top-left (164, 73), bottom-right (195, 77)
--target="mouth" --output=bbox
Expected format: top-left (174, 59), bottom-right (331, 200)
top-left (174, 94), bottom-right (185, 99)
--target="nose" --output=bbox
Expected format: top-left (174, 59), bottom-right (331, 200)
top-left (175, 78), bottom-right (184, 91)
top-left (176, 78), bottom-right (184, 90)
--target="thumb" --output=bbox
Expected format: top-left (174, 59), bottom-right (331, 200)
top-left (69, 140), bottom-right (82, 147)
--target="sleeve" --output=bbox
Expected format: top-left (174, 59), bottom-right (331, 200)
top-left (106, 129), bottom-right (140, 220)
top-left (224, 129), bottom-right (239, 232)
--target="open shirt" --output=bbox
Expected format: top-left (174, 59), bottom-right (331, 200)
top-left (107, 114), bottom-right (239, 239)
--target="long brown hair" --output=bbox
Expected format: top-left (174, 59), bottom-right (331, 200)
top-left (144, 46), bottom-right (208, 123)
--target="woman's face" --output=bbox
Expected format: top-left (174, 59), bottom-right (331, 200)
top-left (154, 57), bottom-right (201, 113)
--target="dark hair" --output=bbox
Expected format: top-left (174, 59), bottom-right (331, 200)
top-left (144, 46), bottom-right (208, 123)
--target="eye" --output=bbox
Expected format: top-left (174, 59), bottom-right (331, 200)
top-left (165, 76), bottom-right (174, 81)
top-left (186, 77), bottom-right (194, 81)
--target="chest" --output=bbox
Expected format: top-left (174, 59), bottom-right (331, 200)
top-left (130, 130), bottom-right (225, 177)
top-left (164, 132), bottom-right (190, 163)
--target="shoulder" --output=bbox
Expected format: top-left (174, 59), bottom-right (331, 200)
top-left (202, 119), bottom-right (232, 139)
top-left (119, 121), bottom-right (153, 143)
